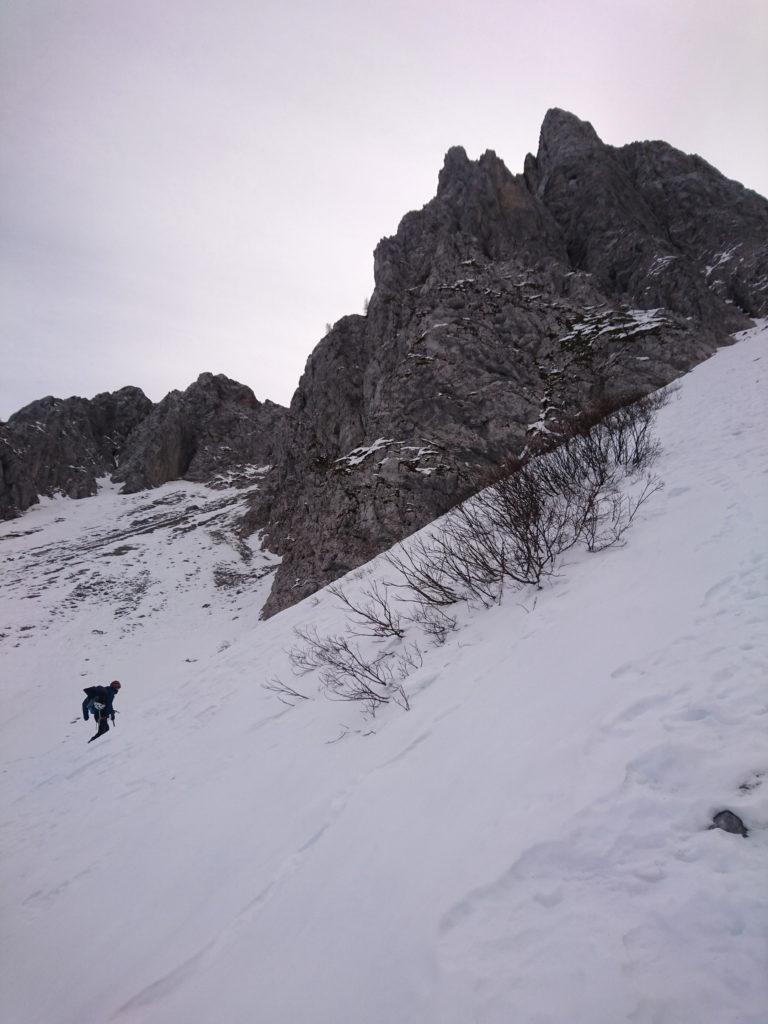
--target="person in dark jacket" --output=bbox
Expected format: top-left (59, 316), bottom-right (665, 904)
top-left (82, 681), bottom-right (121, 742)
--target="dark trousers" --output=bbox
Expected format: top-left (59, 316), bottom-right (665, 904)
top-left (84, 700), bottom-right (111, 736)
top-left (93, 714), bottom-right (110, 737)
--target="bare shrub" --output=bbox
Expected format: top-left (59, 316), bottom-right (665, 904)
top-left (407, 603), bottom-right (458, 646)
top-left (385, 536), bottom-right (464, 608)
top-left (559, 389), bottom-right (669, 472)
top-left (451, 461), bottom-right (586, 591)
top-left (394, 642), bottom-right (422, 681)
top-left (328, 580), bottom-right (405, 640)
top-left (289, 626), bottom-right (406, 713)
top-left (580, 474), bottom-right (663, 552)
top-left (539, 392), bottom-right (668, 552)
top-left (386, 457), bottom-right (587, 610)
top-left (385, 388), bottom-right (667, 610)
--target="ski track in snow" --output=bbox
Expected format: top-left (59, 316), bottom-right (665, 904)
top-left (1, 322), bottom-right (767, 1024)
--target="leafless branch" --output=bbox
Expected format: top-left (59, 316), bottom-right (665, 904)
top-left (289, 626), bottom-right (404, 714)
top-left (328, 580), bottom-right (405, 640)
top-left (262, 676), bottom-right (312, 706)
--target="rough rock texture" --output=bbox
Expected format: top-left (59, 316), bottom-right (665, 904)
top-left (710, 810), bottom-right (749, 838)
top-left (616, 139), bottom-right (768, 317)
top-left (0, 388), bottom-right (152, 518)
top-left (1, 374), bottom-right (287, 518)
top-left (5, 109), bottom-right (768, 618)
top-left (253, 110), bottom-right (766, 615)
top-left (113, 373), bottom-right (287, 493)
top-left (530, 110), bottom-right (767, 325)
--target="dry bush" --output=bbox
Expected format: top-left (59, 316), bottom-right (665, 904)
top-left (384, 389), bottom-right (668, 609)
top-left (328, 580), bottom-right (405, 640)
top-left (406, 603), bottom-right (458, 646)
top-left (558, 388), bottom-right (669, 471)
top-left (289, 626), bottom-right (407, 713)
top-left (394, 642), bottom-right (423, 683)
top-left (385, 536), bottom-right (464, 608)
top-left (579, 474), bottom-right (663, 552)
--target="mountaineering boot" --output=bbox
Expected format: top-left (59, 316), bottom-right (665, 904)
top-left (88, 717), bottom-right (110, 743)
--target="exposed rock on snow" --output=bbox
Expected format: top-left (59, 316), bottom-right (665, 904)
top-left (711, 810), bottom-right (749, 838)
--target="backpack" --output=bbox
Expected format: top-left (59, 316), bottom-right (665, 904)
top-left (84, 686), bottom-right (107, 712)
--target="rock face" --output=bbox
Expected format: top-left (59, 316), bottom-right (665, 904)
top-left (0, 388), bottom-right (152, 518)
top-left (5, 109), bottom-right (768, 618)
top-left (529, 110), bottom-right (766, 327)
top-left (112, 374), bottom-right (287, 493)
top-left (0, 375), bottom-right (287, 518)
top-left (253, 109), bottom-right (767, 615)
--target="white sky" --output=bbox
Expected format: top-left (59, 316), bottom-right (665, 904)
top-left (1, 0), bottom-right (766, 418)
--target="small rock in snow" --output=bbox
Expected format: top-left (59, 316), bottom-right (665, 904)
top-left (710, 809), bottom-right (748, 837)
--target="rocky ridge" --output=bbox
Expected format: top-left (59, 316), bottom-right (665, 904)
top-left (0, 388), bottom-right (152, 520)
top-left (112, 373), bottom-right (287, 493)
top-left (1, 375), bottom-right (286, 519)
top-left (3, 109), bottom-right (767, 615)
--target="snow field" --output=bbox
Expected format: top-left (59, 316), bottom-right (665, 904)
top-left (1, 322), bottom-right (766, 1023)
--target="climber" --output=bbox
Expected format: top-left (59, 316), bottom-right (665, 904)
top-left (82, 680), bottom-right (121, 742)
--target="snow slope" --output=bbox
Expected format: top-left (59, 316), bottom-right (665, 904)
top-left (1, 322), bottom-right (767, 1024)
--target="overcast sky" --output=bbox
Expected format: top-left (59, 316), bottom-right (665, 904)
top-left (2, 0), bottom-right (766, 418)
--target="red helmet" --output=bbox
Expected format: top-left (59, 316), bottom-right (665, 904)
top-left (110, 680), bottom-right (122, 690)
